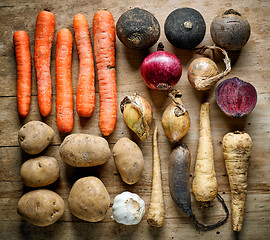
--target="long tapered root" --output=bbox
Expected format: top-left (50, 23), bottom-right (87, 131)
top-left (223, 131), bottom-right (252, 232)
top-left (147, 126), bottom-right (165, 227)
top-left (192, 102), bottom-right (218, 203)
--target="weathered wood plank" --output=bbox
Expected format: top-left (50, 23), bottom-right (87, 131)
top-left (0, 193), bottom-right (269, 239)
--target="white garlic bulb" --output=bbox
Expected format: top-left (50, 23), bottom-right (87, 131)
top-left (112, 191), bottom-right (145, 225)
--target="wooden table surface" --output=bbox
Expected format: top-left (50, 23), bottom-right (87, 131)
top-left (1, 0), bottom-right (269, 239)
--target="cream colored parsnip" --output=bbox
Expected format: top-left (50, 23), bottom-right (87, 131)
top-left (192, 102), bottom-right (218, 203)
top-left (223, 131), bottom-right (252, 232)
top-left (147, 126), bottom-right (165, 227)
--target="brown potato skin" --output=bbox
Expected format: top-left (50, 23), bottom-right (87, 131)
top-left (17, 189), bottom-right (65, 227)
top-left (113, 137), bottom-right (144, 184)
top-left (68, 177), bottom-right (110, 222)
top-left (59, 133), bottom-right (111, 167)
top-left (20, 156), bottom-right (59, 187)
top-left (18, 121), bottom-right (54, 155)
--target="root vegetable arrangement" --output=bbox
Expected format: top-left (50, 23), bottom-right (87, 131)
top-left (14, 7), bottom-right (256, 234)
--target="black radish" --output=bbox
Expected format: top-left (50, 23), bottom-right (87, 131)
top-left (169, 144), bottom-right (229, 231)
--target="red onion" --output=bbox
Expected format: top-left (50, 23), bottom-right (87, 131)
top-left (140, 42), bottom-right (182, 91)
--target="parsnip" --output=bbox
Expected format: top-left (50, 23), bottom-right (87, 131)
top-left (147, 126), bottom-right (165, 227)
top-left (223, 131), bottom-right (252, 232)
top-left (192, 102), bottom-right (218, 203)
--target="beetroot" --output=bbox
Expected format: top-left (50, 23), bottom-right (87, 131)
top-left (210, 9), bottom-right (251, 52)
top-left (215, 77), bottom-right (257, 118)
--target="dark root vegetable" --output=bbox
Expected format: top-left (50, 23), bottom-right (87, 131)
top-left (188, 45), bottom-right (231, 91)
top-left (141, 42), bottom-right (182, 91)
top-left (169, 144), bottom-right (229, 231)
top-left (116, 7), bottom-right (160, 49)
top-left (164, 8), bottom-right (206, 49)
top-left (210, 9), bottom-right (251, 51)
top-left (215, 77), bottom-right (257, 118)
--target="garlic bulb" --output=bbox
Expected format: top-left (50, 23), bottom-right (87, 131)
top-left (112, 191), bottom-right (145, 225)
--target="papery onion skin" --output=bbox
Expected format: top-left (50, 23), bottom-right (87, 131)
top-left (188, 57), bottom-right (219, 91)
top-left (215, 77), bottom-right (257, 118)
top-left (162, 90), bottom-right (190, 143)
top-left (121, 94), bottom-right (152, 141)
top-left (141, 43), bottom-right (182, 91)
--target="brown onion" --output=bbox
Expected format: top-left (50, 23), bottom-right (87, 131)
top-left (120, 93), bottom-right (152, 141)
top-left (187, 45), bottom-right (231, 91)
top-left (162, 90), bottom-right (190, 143)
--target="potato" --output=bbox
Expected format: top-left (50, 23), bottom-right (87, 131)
top-left (20, 156), bottom-right (60, 187)
top-left (59, 133), bottom-right (111, 167)
top-left (17, 189), bottom-right (65, 227)
top-left (18, 121), bottom-right (54, 154)
top-left (68, 177), bottom-right (110, 222)
top-left (113, 137), bottom-right (144, 184)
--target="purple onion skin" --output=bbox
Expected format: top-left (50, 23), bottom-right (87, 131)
top-left (141, 44), bottom-right (182, 91)
top-left (215, 77), bottom-right (257, 118)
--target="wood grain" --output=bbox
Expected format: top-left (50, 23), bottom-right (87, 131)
top-left (1, 0), bottom-right (270, 239)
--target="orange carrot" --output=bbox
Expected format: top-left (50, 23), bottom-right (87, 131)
top-left (13, 31), bottom-right (31, 118)
top-left (34, 10), bottom-right (55, 117)
top-left (56, 29), bottom-right (73, 133)
top-left (93, 9), bottom-right (117, 136)
top-left (73, 14), bottom-right (95, 117)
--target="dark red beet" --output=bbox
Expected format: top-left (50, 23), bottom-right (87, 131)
top-left (215, 77), bottom-right (257, 118)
